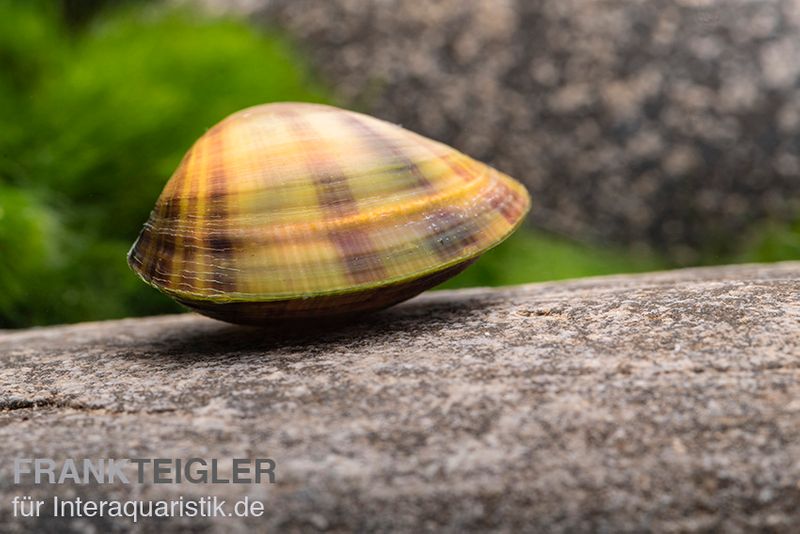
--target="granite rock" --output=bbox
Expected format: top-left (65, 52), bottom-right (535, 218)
top-left (206, 0), bottom-right (800, 260)
top-left (0, 262), bottom-right (799, 532)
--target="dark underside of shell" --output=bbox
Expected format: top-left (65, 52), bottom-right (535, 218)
top-left (173, 259), bottom-right (475, 326)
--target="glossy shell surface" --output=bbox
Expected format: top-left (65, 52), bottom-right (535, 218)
top-left (128, 102), bottom-right (530, 323)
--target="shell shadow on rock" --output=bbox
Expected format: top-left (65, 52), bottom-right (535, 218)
top-left (131, 295), bottom-right (484, 362)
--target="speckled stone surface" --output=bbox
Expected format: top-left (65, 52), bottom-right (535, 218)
top-left (1, 262), bottom-right (799, 532)
top-left (206, 0), bottom-right (800, 260)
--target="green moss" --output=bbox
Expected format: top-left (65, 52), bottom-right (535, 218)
top-left (738, 219), bottom-right (800, 264)
top-left (0, 1), bottom-right (328, 327)
top-left (0, 185), bottom-right (64, 325)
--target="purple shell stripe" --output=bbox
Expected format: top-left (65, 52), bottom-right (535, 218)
top-left (279, 106), bottom-right (388, 285)
top-left (339, 112), bottom-right (434, 192)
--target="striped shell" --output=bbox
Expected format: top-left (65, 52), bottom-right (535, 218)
top-left (128, 102), bottom-right (530, 325)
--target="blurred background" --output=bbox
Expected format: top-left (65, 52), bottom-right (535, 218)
top-left (0, 0), bottom-right (798, 328)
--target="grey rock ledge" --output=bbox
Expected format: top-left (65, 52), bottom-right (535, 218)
top-left (1, 262), bottom-right (799, 532)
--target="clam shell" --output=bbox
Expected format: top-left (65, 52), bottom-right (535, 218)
top-left (128, 102), bottom-right (530, 323)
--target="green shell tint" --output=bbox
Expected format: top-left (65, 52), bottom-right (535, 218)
top-left (128, 103), bottom-right (530, 325)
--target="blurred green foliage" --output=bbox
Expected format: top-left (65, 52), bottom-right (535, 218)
top-left (0, 0), bottom-right (326, 327)
top-left (738, 218), bottom-right (800, 265)
top-left (441, 230), bottom-right (664, 290)
top-left (0, 1), bottom-right (796, 328)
